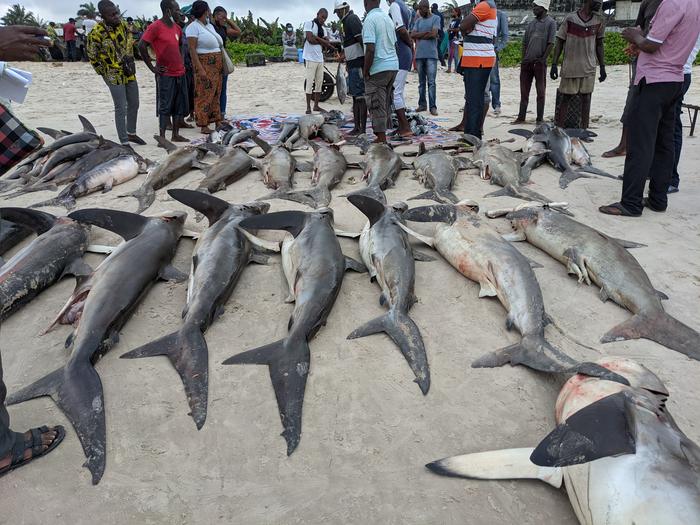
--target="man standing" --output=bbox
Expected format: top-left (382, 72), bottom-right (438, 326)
top-left (0, 25), bottom-right (65, 478)
top-left (458, 0), bottom-right (497, 138)
top-left (63, 18), bottom-right (77, 61)
top-left (599, 0), bottom-right (700, 217)
top-left (88, 1), bottom-right (146, 146)
top-left (431, 3), bottom-right (446, 67)
top-left (602, 0), bottom-right (661, 158)
top-left (303, 9), bottom-right (335, 114)
top-left (388, 0), bottom-right (414, 137)
top-left (513, 0), bottom-right (556, 124)
top-left (489, 5), bottom-right (509, 115)
top-left (550, 0), bottom-right (606, 130)
top-left (140, 0), bottom-right (189, 144)
top-left (335, 2), bottom-right (367, 135)
top-left (411, 0), bottom-right (440, 115)
top-left (362, 0), bottom-right (399, 144)
top-left (669, 35), bottom-right (700, 194)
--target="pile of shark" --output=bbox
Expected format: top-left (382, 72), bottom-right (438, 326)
top-left (0, 115), bottom-right (698, 522)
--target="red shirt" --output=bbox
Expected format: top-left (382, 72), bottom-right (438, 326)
top-left (63, 22), bottom-right (76, 42)
top-left (141, 20), bottom-right (186, 77)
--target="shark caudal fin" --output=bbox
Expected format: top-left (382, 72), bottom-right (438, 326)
top-left (426, 448), bottom-right (563, 488)
top-left (348, 311), bottom-right (430, 395)
top-left (119, 185), bottom-right (156, 215)
top-left (6, 362), bottom-right (106, 484)
top-left (408, 189), bottom-right (459, 204)
top-left (222, 336), bottom-right (310, 455)
top-left (120, 325), bottom-right (209, 430)
top-left (472, 336), bottom-right (629, 385)
top-left (559, 169), bottom-right (594, 189)
top-left (257, 186), bottom-right (331, 209)
top-left (601, 311), bottom-right (700, 362)
top-left (577, 166), bottom-right (619, 180)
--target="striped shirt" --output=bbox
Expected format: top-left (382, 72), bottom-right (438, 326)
top-left (461, 0), bottom-right (497, 69)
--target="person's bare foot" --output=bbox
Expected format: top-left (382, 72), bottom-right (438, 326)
top-left (200, 127), bottom-right (213, 134)
top-left (305, 109), bottom-right (312, 115)
top-left (511, 118), bottom-right (526, 124)
top-left (0, 426), bottom-right (63, 475)
top-left (602, 146), bottom-right (626, 158)
top-left (313, 106), bottom-right (327, 113)
top-left (171, 135), bottom-right (189, 142)
top-left (178, 120), bottom-right (194, 129)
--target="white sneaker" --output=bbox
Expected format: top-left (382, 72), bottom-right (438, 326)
top-left (493, 107), bottom-right (501, 116)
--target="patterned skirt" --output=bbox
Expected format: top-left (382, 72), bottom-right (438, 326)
top-left (194, 52), bottom-right (223, 127)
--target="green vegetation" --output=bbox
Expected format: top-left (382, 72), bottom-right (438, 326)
top-left (226, 42), bottom-right (284, 64)
top-left (1, 4), bottom-right (42, 26)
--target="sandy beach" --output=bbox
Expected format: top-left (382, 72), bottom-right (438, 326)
top-left (2, 60), bottom-right (699, 524)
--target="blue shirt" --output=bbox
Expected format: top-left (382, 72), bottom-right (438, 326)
top-left (362, 7), bottom-right (399, 75)
top-left (495, 10), bottom-right (509, 53)
top-left (412, 14), bottom-right (440, 60)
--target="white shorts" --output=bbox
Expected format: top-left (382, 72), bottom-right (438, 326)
top-left (393, 69), bottom-right (409, 110)
top-left (305, 60), bottom-right (324, 94)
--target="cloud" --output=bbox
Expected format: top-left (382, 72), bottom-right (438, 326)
top-left (0, 1), bottom-right (374, 26)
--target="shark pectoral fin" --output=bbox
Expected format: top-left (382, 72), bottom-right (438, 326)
top-left (426, 448), bottom-right (563, 488)
top-left (563, 247), bottom-right (591, 285)
top-left (526, 257), bottom-right (543, 269)
top-left (239, 229), bottom-right (282, 254)
top-left (413, 250), bottom-right (436, 262)
top-left (344, 256), bottom-right (367, 273)
top-left (478, 281), bottom-right (498, 298)
top-left (655, 289), bottom-right (669, 301)
top-left (531, 392), bottom-right (636, 468)
top-left (239, 211), bottom-right (306, 237)
top-left (484, 188), bottom-right (512, 199)
top-left (159, 264), bottom-right (188, 283)
top-left (68, 209), bottom-right (149, 241)
top-left (182, 229), bottom-right (200, 240)
top-left (402, 205), bottom-right (456, 224)
top-left (396, 222), bottom-right (435, 249)
top-left (86, 244), bottom-right (116, 255)
top-left (295, 162), bottom-right (314, 172)
top-left (0, 208), bottom-right (57, 234)
top-left (62, 258), bottom-right (93, 279)
top-left (501, 231), bottom-right (526, 242)
top-left (168, 189), bottom-right (230, 226)
top-left (334, 228), bottom-right (361, 239)
top-left (508, 129), bottom-right (534, 139)
top-left (611, 237), bottom-right (647, 249)
top-left (101, 179), bottom-right (114, 193)
top-left (559, 169), bottom-right (592, 189)
top-left (191, 160), bottom-right (211, 171)
top-left (223, 338), bottom-right (310, 455)
top-left (121, 327), bottom-right (209, 430)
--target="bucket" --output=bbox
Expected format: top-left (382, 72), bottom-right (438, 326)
top-left (298, 49), bottom-right (304, 64)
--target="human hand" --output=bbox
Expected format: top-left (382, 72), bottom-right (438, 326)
top-left (623, 43), bottom-right (639, 57)
top-left (0, 26), bottom-right (49, 61)
top-left (599, 66), bottom-right (607, 83)
top-left (197, 66), bottom-right (207, 78)
top-left (550, 64), bottom-right (558, 80)
top-left (621, 26), bottom-right (643, 44)
top-left (157, 65), bottom-right (167, 75)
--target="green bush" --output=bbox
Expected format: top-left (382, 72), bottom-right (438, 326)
top-left (498, 32), bottom-right (635, 68)
top-left (226, 42), bottom-right (284, 63)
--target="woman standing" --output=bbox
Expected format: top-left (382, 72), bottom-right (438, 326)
top-left (212, 6), bottom-right (240, 117)
top-left (447, 7), bottom-right (461, 74)
top-left (185, 0), bottom-right (224, 133)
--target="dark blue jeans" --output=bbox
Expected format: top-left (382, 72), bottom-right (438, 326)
top-left (65, 40), bottom-right (76, 61)
top-left (416, 58), bottom-right (437, 111)
top-left (220, 74), bottom-right (229, 117)
top-left (462, 66), bottom-right (492, 138)
top-left (670, 73), bottom-right (692, 189)
top-left (489, 55), bottom-right (501, 109)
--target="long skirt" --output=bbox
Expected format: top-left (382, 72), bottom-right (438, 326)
top-left (194, 52), bottom-right (223, 127)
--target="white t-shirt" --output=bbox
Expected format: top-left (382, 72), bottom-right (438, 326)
top-left (185, 20), bottom-right (223, 54)
top-left (389, 2), bottom-right (405, 29)
top-left (83, 19), bottom-right (97, 34)
top-left (684, 34), bottom-right (700, 75)
top-left (303, 20), bottom-right (324, 63)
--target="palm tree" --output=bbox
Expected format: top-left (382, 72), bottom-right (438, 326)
top-left (1, 4), bottom-right (39, 26)
top-left (77, 2), bottom-right (97, 18)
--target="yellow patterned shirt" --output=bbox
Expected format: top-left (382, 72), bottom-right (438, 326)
top-left (87, 21), bottom-right (136, 85)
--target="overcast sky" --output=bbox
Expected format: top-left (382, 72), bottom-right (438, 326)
top-left (0, 1), bottom-right (381, 26)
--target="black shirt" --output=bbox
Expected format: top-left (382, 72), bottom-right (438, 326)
top-left (342, 11), bottom-right (365, 69)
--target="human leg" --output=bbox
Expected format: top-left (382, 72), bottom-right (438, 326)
top-left (393, 69), bottom-right (411, 136)
top-left (416, 59), bottom-right (428, 111)
top-left (427, 59), bottom-right (438, 113)
top-left (366, 71), bottom-right (395, 142)
top-left (515, 62), bottom-right (534, 122)
top-left (105, 81), bottom-right (129, 145)
top-left (312, 61), bottom-right (325, 112)
top-left (489, 56), bottom-right (501, 112)
top-left (670, 74), bottom-right (691, 191)
top-left (463, 67), bottom-right (491, 139)
top-left (220, 73), bottom-right (229, 117)
top-left (447, 42), bottom-right (455, 72)
top-left (534, 61), bottom-right (547, 123)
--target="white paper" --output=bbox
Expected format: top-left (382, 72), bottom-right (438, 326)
top-left (0, 65), bottom-right (33, 103)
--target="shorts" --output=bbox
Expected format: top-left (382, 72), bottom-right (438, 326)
top-left (158, 74), bottom-right (189, 119)
top-left (393, 69), bottom-right (408, 110)
top-left (365, 70), bottom-right (397, 134)
top-left (347, 67), bottom-right (365, 97)
top-left (305, 60), bottom-right (324, 94)
top-left (559, 76), bottom-right (595, 95)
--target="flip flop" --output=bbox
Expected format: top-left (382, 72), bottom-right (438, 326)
top-left (0, 425), bottom-right (65, 478)
top-left (598, 202), bottom-right (641, 217)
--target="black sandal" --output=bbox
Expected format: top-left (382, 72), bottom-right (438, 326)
top-left (0, 425), bottom-right (65, 478)
top-left (598, 202), bottom-right (641, 217)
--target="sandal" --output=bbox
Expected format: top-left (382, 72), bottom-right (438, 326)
top-left (0, 425), bottom-right (65, 478)
top-left (598, 202), bottom-right (641, 217)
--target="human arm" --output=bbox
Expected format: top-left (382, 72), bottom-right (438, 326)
top-left (459, 11), bottom-right (478, 36)
top-left (495, 12), bottom-right (509, 52)
top-left (363, 43), bottom-right (375, 79)
top-left (621, 26), bottom-right (661, 54)
top-left (0, 26), bottom-right (49, 61)
top-left (596, 36), bottom-right (606, 82)
top-left (549, 37), bottom-right (563, 79)
top-left (188, 37), bottom-right (206, 78)
top-left (225, 19), bottom-right (241, 39)
top-left (138, 26), bottom-right (165, 75)
top-left (397, 26), bottom-right (412, 48)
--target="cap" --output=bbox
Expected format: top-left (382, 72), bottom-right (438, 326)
top-left (334, 1), bottom-right (350, 12)
top-left (533, 0), bottom-right (550, 9)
